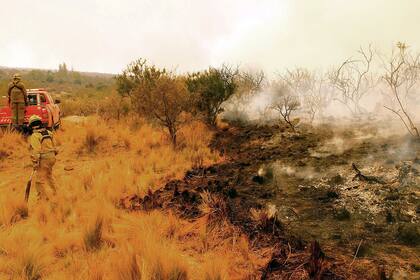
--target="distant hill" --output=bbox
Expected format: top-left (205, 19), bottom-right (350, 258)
top-left (0, 65), bottom-right (116, 97)
top-left (0, 65), bottom-right (115, 78)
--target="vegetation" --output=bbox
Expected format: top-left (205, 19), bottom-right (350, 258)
top-left (0, 64), bottom-right (115, 117)
top-left (396, 223), bottom-right (420, 246)
top-left (0, 117), bottom-right (260, 279)
top-left (329, 45), bottom-right (375, 116)
top-left (0, 41), bottom-right (419, 279)
top-left (1, 42), bottom-right (418, 137)
top-left (270, 79), bottom-right (301, 131)
top-left (186, 65), bottom-right (238, 126)
top-left (279, 68), bottom-right (331, 123)
top-left (116, 59), bottom-right (191, 145)
top-left (380, 42), bottom-right (420, 137)
top-left (224, 69), bottom-right (265, 122)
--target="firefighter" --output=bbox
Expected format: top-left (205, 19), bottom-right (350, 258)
top-left (28, 115), bottom-right (58, 200)
top-left (7, 73), bottom-right (28, 130)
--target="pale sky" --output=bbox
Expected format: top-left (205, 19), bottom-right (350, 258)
top-left (0, 0), bottom-right (419, 74)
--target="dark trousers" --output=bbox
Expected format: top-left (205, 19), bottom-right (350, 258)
top-left (11, 102), bottom-right (25, 126)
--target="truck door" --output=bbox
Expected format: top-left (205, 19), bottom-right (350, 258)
top-left (46, 94), bottom-right (59, 125)
top-left (39, 93), bottom-right (53, 127)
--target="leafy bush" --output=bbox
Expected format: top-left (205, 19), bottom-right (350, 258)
top-left (186, 65), bottom-right (238, 126)
top-left (116, 59), bottom-right (191, 145)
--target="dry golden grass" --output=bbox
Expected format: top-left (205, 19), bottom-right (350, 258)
top-left (0, 130), bottom-right (27, 168)
top-left (0, 117), bottom-right (264, 279)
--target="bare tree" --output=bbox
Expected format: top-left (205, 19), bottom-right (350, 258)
top-left (270, 80), bottom-right (300, 131)
top-left (329, 45), bottom-right (375, 116)
top-left (224, 69), bottom-right (265, 121)
top-left (280, 68), bottom-right (331, 123)
top-left (237, 69), bottom-right (265, 97)
top-left (380, 42), bottom-right (419, 137)
top-left (303, 76), bottom-right (331, 123)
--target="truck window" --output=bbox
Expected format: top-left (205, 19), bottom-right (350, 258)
top-left (28, 95), bottom-right (38, 105)
top-left (40, 94), bottom-right (47, 104)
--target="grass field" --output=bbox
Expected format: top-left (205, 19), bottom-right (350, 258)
top-left (0, 117), bottom-right (265, 280)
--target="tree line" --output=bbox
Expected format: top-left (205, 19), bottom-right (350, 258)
top-left (116, 42), bottom-right (420, 145)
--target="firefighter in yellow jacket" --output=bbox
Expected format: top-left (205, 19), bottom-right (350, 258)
top-left (28, 115), bottom-right (58, 200)
top-left (8, 73), bottom-right (28, 129)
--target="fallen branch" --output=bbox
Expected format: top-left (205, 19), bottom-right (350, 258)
top-left (352, 163), bottom-right (386, 184)
top-left (350, 240), bottom-right (363, 266)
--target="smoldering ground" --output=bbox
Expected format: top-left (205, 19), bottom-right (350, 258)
top-left (216, 58), bottom-right (420, 278)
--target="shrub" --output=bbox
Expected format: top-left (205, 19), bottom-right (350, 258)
top-left (116, 59), bottom-right (191, 146)
top-left (79, 126), bottom-right (106, 154)
top-left (199, 191), bottom-right (228, 226)
top-left (396, 223), bottom-right (419, 246)
top-left (270, 80), bottom-right (300, 131)
top-left (186, 65), bottom-right (238, 126)
top-left (334, 207), bottom-right (351, 221)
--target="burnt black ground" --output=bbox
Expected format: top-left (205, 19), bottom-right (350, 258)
top-left (120, 122), bottom-right (419, 279)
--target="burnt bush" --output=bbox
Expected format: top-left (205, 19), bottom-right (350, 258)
top-left (396, 223), bottom-right (419, 246)
top-left (334, 207), bottom-right (351, 221)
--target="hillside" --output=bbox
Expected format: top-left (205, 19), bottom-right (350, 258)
top-left (0, 65), bottom-right (115, 97)
top-left (0, 65), bottom-right (118, 116)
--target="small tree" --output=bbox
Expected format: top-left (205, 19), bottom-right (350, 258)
top-left (329, 45), bottom-right (375, 116)
top-left (270, 80), bottom-right (300, 131)
top-left (116, 58), bottom-right (165, 99)
top-left (302, 75), bottom-right (331, 123)
top-left (98, 94), bottom-right (130, 121)
top-left (381, 42), bottom-right (419, 137)
top-left (279, 68), bottom-right (331, 123)
top-left (186, 65), bottom-right (238, 126)
top-left (235, 69), bottom-right (265, 100)
top-left (116, 59), bottom-right (190, 145)
top-left (225, 69), bottom-right (265, 121)
top-left (57, 62), bottom-right (69, 81)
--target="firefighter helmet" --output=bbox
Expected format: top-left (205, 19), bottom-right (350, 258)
top-left (28, 115), bottom-right (42, 128)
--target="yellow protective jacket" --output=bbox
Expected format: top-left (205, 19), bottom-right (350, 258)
top-left (29, 128), bottom-right (57, 163)
top-left (8, 80), bottom-right (28, 104)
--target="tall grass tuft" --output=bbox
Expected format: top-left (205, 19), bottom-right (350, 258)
top-left (199, 191), bottom-right (228, 226)
top-left (84, 128), bottom-right (101, 153)
top-left (150, 259), bottom-right (188, 280)
top-left (21, 253), bottom-right (44, 280)
top-left (84, 216), bottom-right (103, 251)
top-left (124, 254), bottom-right (142, 280)
top-left (0, 195), bottom-right (28, 226)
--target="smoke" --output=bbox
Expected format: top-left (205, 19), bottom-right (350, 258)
top-left (222, 72), bottom-right (420, 129)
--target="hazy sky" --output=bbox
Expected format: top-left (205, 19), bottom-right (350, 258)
top-left (0, 0), bottom-right (419, 74)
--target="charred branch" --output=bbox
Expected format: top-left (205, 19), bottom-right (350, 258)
top-left (352, 163), bottom-right (385, 184)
